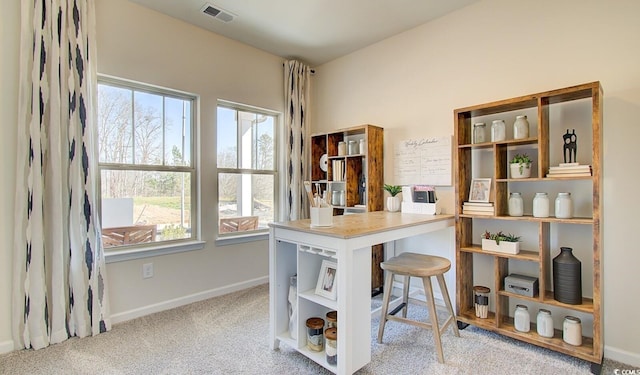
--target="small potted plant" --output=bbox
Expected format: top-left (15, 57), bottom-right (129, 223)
top-left (383, 184), bottom-right (402, 212)
top-left (482, 230), bottom-right (521, 254)
top-left (510, 154), bottom-right (532, 179)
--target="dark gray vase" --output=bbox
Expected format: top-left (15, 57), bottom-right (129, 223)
top-left (553, 247), bottom-right (582, 304)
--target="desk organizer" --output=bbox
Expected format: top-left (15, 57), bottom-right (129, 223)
top-left (401, 201), bottom-right (441, 215)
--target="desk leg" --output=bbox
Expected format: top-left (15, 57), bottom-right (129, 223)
top-left (336, 245), bottom-right (371, 375)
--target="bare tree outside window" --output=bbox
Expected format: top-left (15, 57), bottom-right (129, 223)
top-left (97, 78), bottom-right (196, 249)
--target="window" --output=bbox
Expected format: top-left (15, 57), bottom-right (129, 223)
top-left (217, 101), bottom-right (278, 237)
top-left (97, 77), bottom-right (197, 251)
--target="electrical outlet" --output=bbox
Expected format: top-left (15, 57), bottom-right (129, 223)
top-left (142, 263), bottom-right (153, 279)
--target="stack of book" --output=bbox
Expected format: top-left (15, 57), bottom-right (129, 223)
top-left (546, 163), bottom-right (592, 177)
top-left (462, 201), bottom-right (495, 216)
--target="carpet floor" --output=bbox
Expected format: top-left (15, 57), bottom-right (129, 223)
top-left (0, 283), bottom-right (630, 374)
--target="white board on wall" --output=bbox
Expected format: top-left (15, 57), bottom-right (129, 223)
top-left (393, 136), bottom-right (452, 186)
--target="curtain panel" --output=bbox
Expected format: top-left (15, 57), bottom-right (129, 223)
top-left (13, 0), bottom-right (110, 350)
top-left (284, 60), bottom-right (311, 221)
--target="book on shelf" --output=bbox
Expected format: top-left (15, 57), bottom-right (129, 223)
top-left (546, 172), bottom-right (592, 178)
top-left (548, 166), bottom-right (591, 173)
top-left (462, 204), bottom-right (494, 212)
top-left (462, 209), bottom-right (494, 216)
top-left (462, 201), bottom-right (494, 207)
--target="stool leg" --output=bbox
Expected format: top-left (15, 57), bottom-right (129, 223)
top-left (377, 271), bottom-right (395, 343)
top-left (422, 276), bottom-right (445, 363)
top-left (436, 274), bottom-right (460, 337)
top-left (402, 275), bottom-right (410, 318)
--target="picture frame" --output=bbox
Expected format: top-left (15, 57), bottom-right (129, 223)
top-left (469, 178), bottom-right (492, 202)
top-left (315, 260), bottom-right (338, 300)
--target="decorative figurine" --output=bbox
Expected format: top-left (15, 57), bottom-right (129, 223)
top-left (563, 129), bottom-right (577, 163)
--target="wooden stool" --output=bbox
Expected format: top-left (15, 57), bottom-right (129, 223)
top-left (376, 252), bottom-right (460, 363)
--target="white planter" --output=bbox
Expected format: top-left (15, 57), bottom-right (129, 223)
top-left (510, 163), bottom-right (531, 179)
top-left (386, 196), bottom-right (401, 212)
top-left (482, 239), bottom-right (520, 254)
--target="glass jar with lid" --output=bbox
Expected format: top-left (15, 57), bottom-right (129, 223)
top-left (473, 122), bottom-right (486, 144)
top-left (491, 119), bottom-right (506, 142)
top-left (513, 115), bottom-right (530, 139)
top-left (348, 140), bottom-right (358, 155)
top-left (325, 327), bottom-right (337, 365)
top-left (306, 317), bottom-right (324, 352)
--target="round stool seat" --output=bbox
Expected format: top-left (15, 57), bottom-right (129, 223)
top-left (380, 252), bottom-right (451, 277)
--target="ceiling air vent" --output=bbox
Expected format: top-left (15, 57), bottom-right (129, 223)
top-left (201, 3), bottom-right (236, 23)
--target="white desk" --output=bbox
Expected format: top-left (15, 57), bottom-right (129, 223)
top-left (269, 211), bottom-right (454, 374)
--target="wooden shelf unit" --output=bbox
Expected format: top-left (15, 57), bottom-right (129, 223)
top-left (454, 82), bottom-right (603, 367)
top-left (311, 124), bottom-right (385, 290)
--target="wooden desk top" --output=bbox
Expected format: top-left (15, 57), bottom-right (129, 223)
top-left (269, 211), bottom-right (454, 239)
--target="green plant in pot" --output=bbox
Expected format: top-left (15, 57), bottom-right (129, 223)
top-left (482, 230), bottom-right (521, 254)
top-left (383, 184), bottom-right (402, 212)
top-left (510, 153), bottom-right (532, 178)
top-left (483, 230), bottom-right (520, 244)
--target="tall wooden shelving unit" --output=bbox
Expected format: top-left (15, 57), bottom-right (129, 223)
top-left (310, 124), bottom-right (385, 290)
top-left (453, 82), bottom-right (603, 372)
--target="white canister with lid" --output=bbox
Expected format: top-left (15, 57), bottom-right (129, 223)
top-left (533, 192), bottom-right (550, 218)
top-left (563, 316), bottom-right (582, 346)
top-left (514, 304), bottom-right (530, 333)
top-left (337, 142), bottom-right (346, 156)
top-left (508, 192), bottom-right (524, 217)
top-left (555, 192), bottom-right (573, 219)
top-left (537, 309), bottom-right (554, 338)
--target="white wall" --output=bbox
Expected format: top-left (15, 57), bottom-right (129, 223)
top-left (0, 0), bottom-right (19, 354)
top-left (313, 0), bottom-right (640, 365)
top-left (0, 0), bottom-right (284, 351)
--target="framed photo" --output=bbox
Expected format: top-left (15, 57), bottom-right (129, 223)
top-left (469, 178), bottom-right (491, 202)
top-left (315, 260), bottom-right (338, 300)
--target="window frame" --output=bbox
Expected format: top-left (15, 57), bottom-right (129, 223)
top-left (215, 100), bottom-right (280, 244)
top-left (97, 75), bottom-right (203, 262)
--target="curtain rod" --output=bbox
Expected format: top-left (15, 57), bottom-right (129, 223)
top-left (283, 63), bottom-right (315, 74)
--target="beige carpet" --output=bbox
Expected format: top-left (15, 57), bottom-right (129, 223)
top-left (0, 284), bottom-right (629, 374)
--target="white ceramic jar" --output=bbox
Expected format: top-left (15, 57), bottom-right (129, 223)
top-left (513, 115), bottom-right (530, 139)
top-left (555, 192), bottom-right (573, 219)
top-left (563, 316), bottom-right (582, 346)
top-left (508, 192), bottom-right (524, 217)
top-left (537, 309), bottom-right (554, 338)
top-left (491, 120), bottom-right (506, 142)
top-left (359, 139), bottom-right (366, 154)
top-left (533, 192), bottom-right (550, 218)
top-left (514, 305), bottom-right (530, 333)
top-left (337, 142), bottom-right (346, 156)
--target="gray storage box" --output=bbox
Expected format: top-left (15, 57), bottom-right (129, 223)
top-left (504, 274), bottom-right (539, 297)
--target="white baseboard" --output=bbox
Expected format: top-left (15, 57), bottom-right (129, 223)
top-left (0, 339), bottom-right (15, 355)
top-left (110, 276), bottom-right (268, 325)
top-left (605, 345), bottom-right (640, 367)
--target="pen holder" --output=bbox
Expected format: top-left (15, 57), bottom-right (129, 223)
top-left (310, 206), bottom-right (333, 227)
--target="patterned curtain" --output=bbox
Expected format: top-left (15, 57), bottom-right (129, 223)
top-left (12, 0), bottom-right (110, 350)
top-left (284, 60), bottom-right (311, 221)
